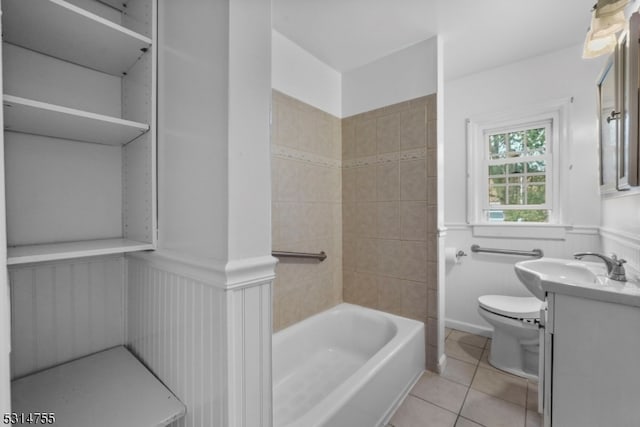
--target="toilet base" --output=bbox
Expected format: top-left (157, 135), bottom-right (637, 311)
top-left (487, 352), bottom-right (538, 381)
top-left (479, 307), bottom-right (540, 381)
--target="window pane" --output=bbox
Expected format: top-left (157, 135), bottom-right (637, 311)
top-left (527, 175), bottom-right (545, 183)
top-left (503, 210), bottom-right (549, 222)
top-left (527, 161), bottom-right (546, 173)
top-left (489, 185), bottom-right (506, 204)
top-left (507, 185), bottom-right (523, 204)
top-left (508, 131), bottom-right (524, 155)
top-left (527, 184), bottom-right (546, 204)
top-left (488, 165), bottom-right (506, 176)
top-left (489, 134), bottom-right (506, 159)
top-left (507, 163), bottom-right (525, 174)
top-left (508, 176), bottom-right (523, 184)
top-left (526, 128), bottom-right (546, 155)
top-left (490, 177), bottom-right (506, 185)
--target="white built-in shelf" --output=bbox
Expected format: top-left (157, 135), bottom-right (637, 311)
top-left (2, 0), bottom-right (152, 76)
top-left (3, 95), bottom-right (149, 145)
top-left (12, 346), bottom-right (186, 427)
top-left (8, 238), bottom-right (154, 265)
top-left (98, 0), bottom-right (128, 11)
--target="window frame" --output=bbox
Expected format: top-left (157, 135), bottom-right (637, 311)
top-left (483, 120), bottom-right (552, 218)
top-left (466, 100), bottom-right (570, 226)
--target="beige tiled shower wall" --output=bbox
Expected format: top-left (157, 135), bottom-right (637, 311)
top-left (271, 90), bottom-right (343, 331)
top-left (342, 94), bottom-right (439, 369)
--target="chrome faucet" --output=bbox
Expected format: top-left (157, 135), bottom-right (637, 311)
top-left (573, 252), bottom-right (627, 282)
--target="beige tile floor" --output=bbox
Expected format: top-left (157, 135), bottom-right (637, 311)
top-left (387, 328), bottom-right (542, 427)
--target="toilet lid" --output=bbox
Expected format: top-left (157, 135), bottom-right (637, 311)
top-left (478, 295), bottom-right (542, 319)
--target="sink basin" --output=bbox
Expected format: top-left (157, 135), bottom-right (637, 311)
top-left (514, 258), bottom-right (604, 300)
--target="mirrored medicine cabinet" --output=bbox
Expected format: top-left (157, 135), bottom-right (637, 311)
top-left (598, 12), bottom-right (640, 193)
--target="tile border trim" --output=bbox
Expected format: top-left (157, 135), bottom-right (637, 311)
top-left (343, 147), bottom-right (428, 169)
top-left (272, 144), bottom-right (342, 169)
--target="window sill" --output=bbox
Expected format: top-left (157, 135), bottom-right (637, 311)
top-left (471, 223), bottom-right (568, 240)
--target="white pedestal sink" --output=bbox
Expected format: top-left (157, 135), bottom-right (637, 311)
top-left (514, 258), bottom-right (604, 300)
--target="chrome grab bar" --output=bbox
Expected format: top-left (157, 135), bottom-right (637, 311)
top-left (272, 250), bottom-right (327, 262)
top-left (470, 244), bottom-right (543, 258)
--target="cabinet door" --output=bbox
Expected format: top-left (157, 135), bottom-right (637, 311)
top-left (552, 294), bottom-right (640, 426)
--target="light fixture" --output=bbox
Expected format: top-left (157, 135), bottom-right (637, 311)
top-left (582, 0), bottom-right (630, 58)
top-left (583, 27), bottom-right (617, 58)
top-left (592, 9), bottom-right (626, 37)
top-left (596, 0), bottom-right (630, 18)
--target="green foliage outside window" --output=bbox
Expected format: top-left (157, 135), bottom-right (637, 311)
top-left (486, 126), bottom-right (549, 222)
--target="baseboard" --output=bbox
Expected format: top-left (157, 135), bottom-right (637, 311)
top-left (445, 318), bottom-right (493, 338)
top-left (437, 354), bottom-right (447, 374)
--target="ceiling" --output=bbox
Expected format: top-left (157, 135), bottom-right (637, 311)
top-left (272, 0), bottom-right (597, 80)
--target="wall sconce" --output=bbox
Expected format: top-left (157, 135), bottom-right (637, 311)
top-left (583, 0), bottom-right (630, 58)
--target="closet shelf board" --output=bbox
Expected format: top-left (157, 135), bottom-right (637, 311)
top-left (7, 238), bottom-right (154, 265)
top-left (3, 95), bottom-right (149, 146)
top-left (12, 346), bottom-right (186, 427)
top-left (2, 0), bottom-right (152, 76)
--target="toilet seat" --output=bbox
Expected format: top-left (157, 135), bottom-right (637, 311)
top-left (478, 295), bottom-right (542, 319)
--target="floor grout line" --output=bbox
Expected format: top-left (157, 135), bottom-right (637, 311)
top-left (393, 330), bottom-right (536, 427)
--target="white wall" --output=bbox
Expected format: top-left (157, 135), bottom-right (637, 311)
top-left (158, 0), bottom-right (229, 261)
top-left (272, 30), bottom-right (341, 117)
top-left (342, 38), bottom-right (438, 117)
top-left (227, 0), bottom-right (272, 261)
top-left (444, 44), bottom-right (606, 333)
top-left (272, 33), bottom-right (437, 120)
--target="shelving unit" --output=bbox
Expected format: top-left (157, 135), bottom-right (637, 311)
top-left (1, 0), bottom-right (157, 264)
top-left (0, 0), bottom-right (165, 418)
top-left (12, 347), bottom-right (185, 427)
top-left (3, 95), bottom-right (149, 146)
top-left (2, 0), bottom-right (151, 76)
top-left (7, 238), bottom-right (154, 266)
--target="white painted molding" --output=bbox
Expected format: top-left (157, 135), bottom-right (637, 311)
top-left (225, 255), bottom-right (278, 290)
top-left (600, 226), bottom-right (640, 247)
top-left (437, 354), bottom-right (447, 375)
top-left (127, 250), bottom-right (227, 287)
top-left (127, 250), bottom-right (277, 291)
top-left (443, 223), bottom-right (599, 238)
top-left (442, 223), bottom-right (469, 231)
top-left (445, 318), bottom-right (492, 338)
top-left (566, 226), bottom-right (600, 235)
top-left (472, 224), bottom-right (567, 240)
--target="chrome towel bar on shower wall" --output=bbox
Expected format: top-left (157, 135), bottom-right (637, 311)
top-left (272, 250), bottom-right (327, 262)
top-left (470, 244), bottom-right (543, 258)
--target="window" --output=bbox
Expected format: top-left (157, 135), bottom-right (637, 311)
top-left (485, 121), bottom-right (551, 222)
top-left (467, 100), bottom-right (569, 226)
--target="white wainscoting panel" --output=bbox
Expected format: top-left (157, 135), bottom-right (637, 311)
top-left (226, 282), bottom-right (272, 427)
top-left (127, 251), bottom-right (275, 427)
top-left (9, 255), bottom-right (126, 379)
top-left (127, 254), bottom-right (226, 427)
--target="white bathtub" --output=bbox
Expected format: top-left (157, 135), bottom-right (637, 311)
top-left (273, 303), bottom-right (425, 427)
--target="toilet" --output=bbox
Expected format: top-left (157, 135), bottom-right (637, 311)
top-left (477, 294), bottom-right (544, 380)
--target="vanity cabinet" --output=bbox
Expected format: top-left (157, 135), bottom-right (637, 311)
top-left (1, 0), bottom-right (157, 264)
top-left (544, 292), bottom-right (640, 426)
